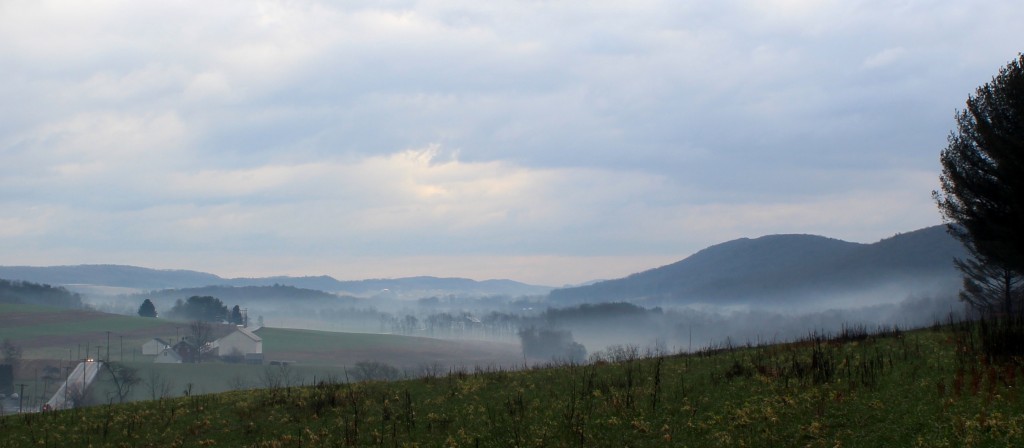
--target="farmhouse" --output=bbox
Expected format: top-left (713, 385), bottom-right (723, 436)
top-left (141, 338), bottom-right (170, 355)
top-left (153, 347), bottom-right (182, 364)
top-left (214, 327), bottom-right (263, 364)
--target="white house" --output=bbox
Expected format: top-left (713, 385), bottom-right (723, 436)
top-left (214, 327), bottom-right (263, 362)
top-left (153, 347), bottom-right (182, 364)
top-left (141, 338), bottom-right (170, 356)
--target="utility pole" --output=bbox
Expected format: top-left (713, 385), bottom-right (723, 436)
top-left (106, 331), bottom-right (110, 362)
top-left (17, 383), bottom-right (26, 413)
top-left (64, 366), bottom-right (71, 409)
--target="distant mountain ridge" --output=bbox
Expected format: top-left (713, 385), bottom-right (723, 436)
top-left (0, 225), bottom-right (964, 304)
top-left (0, 265), bottom-right (553, 299)
top-left (127, 284), bottom-right (361, 309)
top-left (549, 225), bottom-right (966, 305)
top-left (0, 264), bottom-right (222, 290)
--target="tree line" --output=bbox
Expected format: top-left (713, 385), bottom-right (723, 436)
top-left (0, 278), bottom-right (84, 308)
top-left (137, 295), bottom-right (245, 325)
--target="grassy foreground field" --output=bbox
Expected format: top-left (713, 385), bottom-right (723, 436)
top-left (2, 325), bottom-right (1022, 447)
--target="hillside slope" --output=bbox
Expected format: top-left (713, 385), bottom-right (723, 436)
top-left (549, 225), bottom-right (965, 305)
top-left (2, 327), bottom-right (1019, 447)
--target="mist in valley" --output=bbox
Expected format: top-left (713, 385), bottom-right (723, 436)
top-left (0, 243), bottom-right (969, 410)
top-left (73, 273), bottom-right (964, 367)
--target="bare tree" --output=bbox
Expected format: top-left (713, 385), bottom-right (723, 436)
top-left (104, 362), bottom-right (140, 403)
top-left (260, 366), bottom-right (283, 389)
top-left (417, 362), bottom-right (444, 380)
top-left (225, 373), bottom-right (249, 391)
top-left (145, 370), bottom-right (174, 400)
top-left (348, 361), bottom-right (400, 382)
top-left (261, 363), bottom-right (304, 389)
top-left (64, 382), bottom-right (91, 409)
top-left (189, 320), bottom-right (214, 363)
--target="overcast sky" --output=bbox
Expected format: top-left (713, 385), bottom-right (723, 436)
top-left (1, 1), bottom-right (1021, 286)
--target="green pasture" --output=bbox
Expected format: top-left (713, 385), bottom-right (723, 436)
top-left (0, 304), bottom-right (165, 337)
top-left (0, 316), bottom-right (163, 340)
top-left (0, 303), bottom-right (57, 314)
top-left (260, 327), bottom-right (434, 353)
top-left (258, 327), bottom-right (522, 368)
top-left (0, 304), bottom-right (174, 361)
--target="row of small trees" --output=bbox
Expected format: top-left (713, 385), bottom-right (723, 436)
top-left (137, 296), bottom-right (245, 325)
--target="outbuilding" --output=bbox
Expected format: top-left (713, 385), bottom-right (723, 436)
top-left (141, 338), bottom-right (170, 356)
top-left (153, 347), bottom-right (182, 364)
top-left (173, 340), bottom-right (199, 363)
top-left (214, 327), bottom-right (263, 362)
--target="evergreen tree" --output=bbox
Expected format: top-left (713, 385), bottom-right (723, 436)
top-left (936, 54), bottom-right (1024, 359)
top-left (935, 54), bottom-right (1024, 274)
top-left (167, 296), bottom-right (228, 322)
top-left (229, 305), bottom-right (244, 325)
top-left (137, 299), bottom-right (157, 318)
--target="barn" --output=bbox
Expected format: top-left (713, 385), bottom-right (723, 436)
top-left (214, 327), bottom-right (263, 363)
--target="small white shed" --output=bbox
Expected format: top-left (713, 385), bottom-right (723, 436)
top-left (142, 338), bottom-right (170, 356)
top-left (153, 347), bottom-right (182, 364)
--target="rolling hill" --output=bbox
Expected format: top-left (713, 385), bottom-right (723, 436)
top-left (549, 225), bottom-right (966, 306)
top-left (0, 265), bottom-right (552, 298)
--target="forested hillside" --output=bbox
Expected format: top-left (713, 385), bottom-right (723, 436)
top-left (550, 225), bottom-right (965, 305)
top-left (0, 278), bottom-right (84, 308)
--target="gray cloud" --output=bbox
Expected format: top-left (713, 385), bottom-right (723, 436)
top-left (1, 0), bottom-right (1021, 284)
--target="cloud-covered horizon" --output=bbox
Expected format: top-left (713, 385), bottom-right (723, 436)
top-left (2, 1), bottom-right (1021, 285)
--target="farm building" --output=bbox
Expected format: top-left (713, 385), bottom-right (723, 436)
top-left (141, 338), bottom-right (170, 355)
top-left (214, 327), bottom-right (263, 363)
top-left (153, 347), bottom-right (182, 364)
top-left (173, 340), bottom-right (199, 363)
